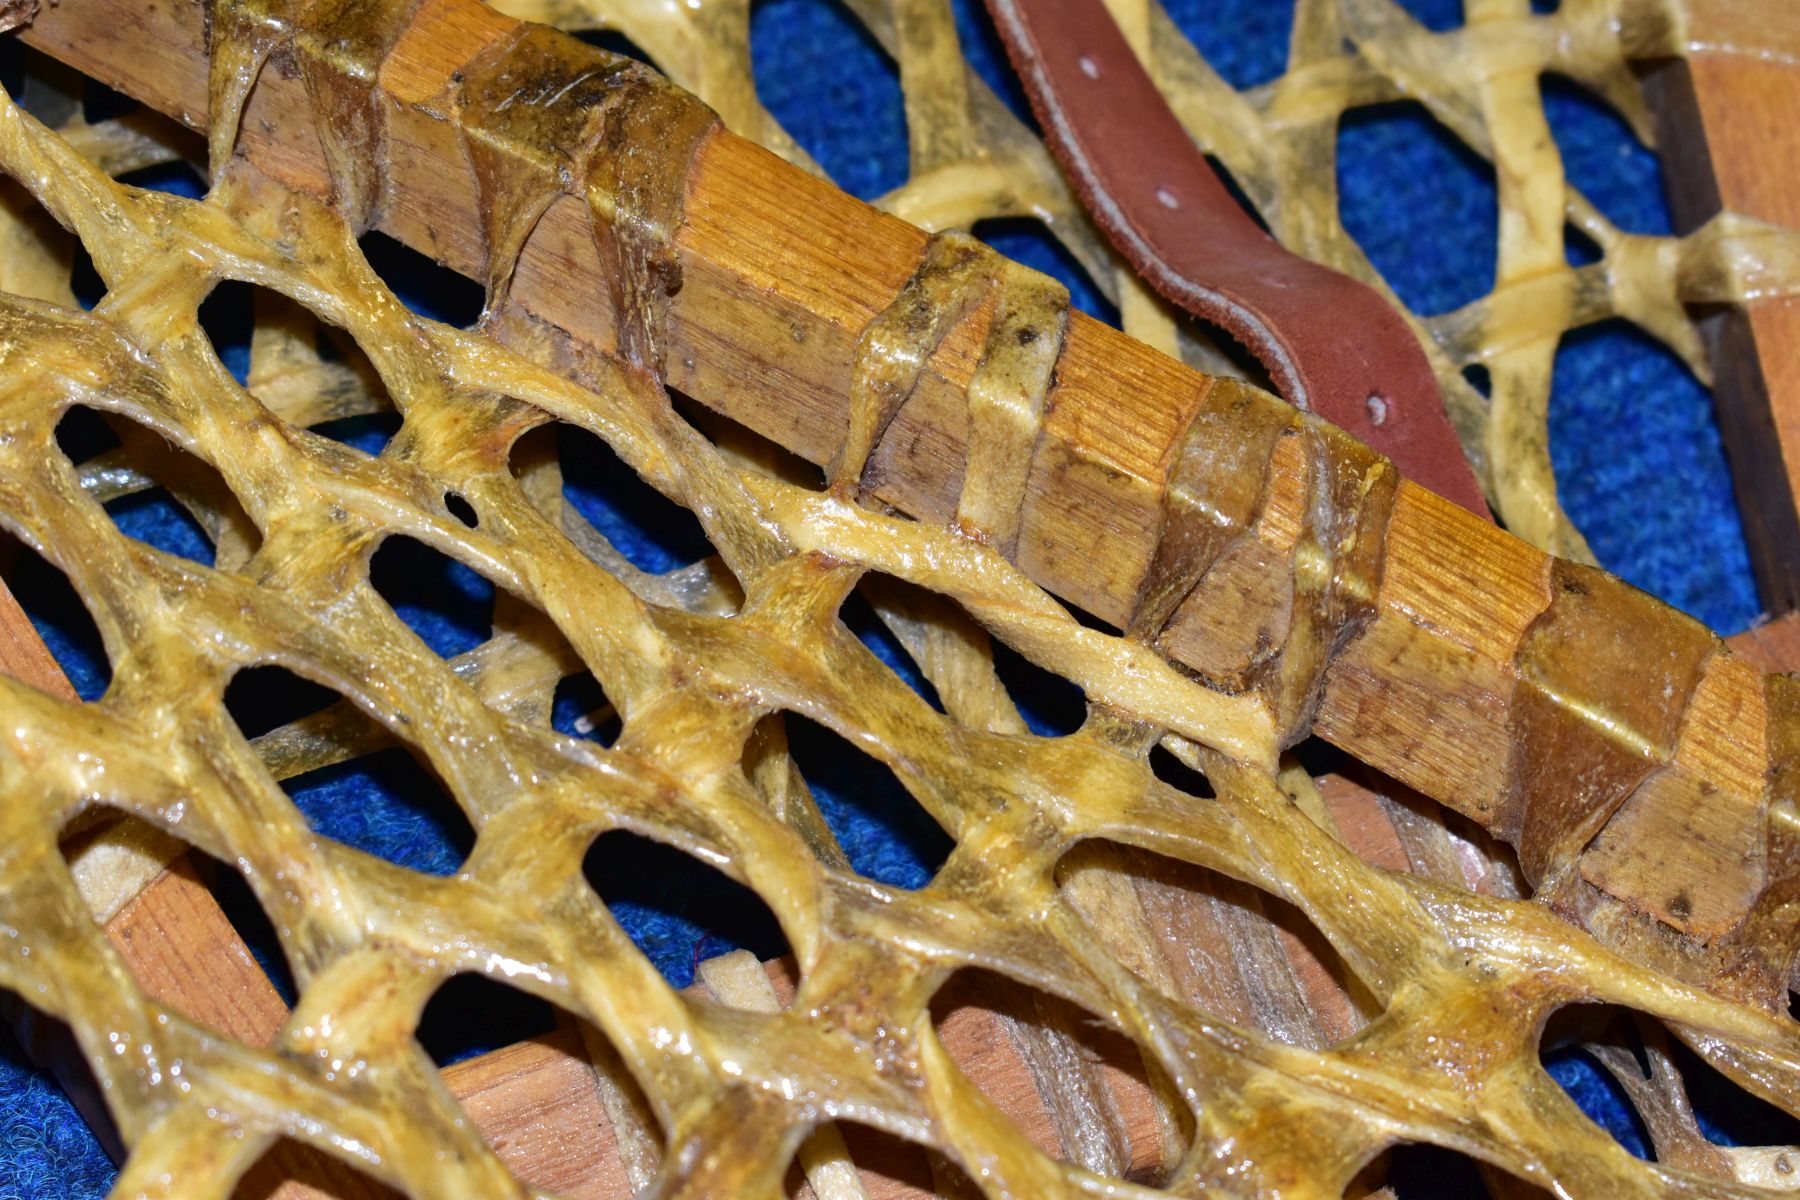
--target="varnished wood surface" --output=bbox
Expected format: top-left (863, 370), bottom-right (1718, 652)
top-left (13, 0), bottom-right (1786, 937)
top-left (1647, 0), bottom-right (1800, 613)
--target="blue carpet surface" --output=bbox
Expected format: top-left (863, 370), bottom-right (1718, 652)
top-left (0, 1), bottom-right (1786, 1194)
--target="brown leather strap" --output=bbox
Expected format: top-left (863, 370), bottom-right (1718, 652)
top-left (983, 0), bottom-right (1491, 518)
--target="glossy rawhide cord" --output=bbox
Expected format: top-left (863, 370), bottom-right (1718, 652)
top-left (0, 2), bottom-right (1793, 1197)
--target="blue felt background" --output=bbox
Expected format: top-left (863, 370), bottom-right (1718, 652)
top-left (0, 0), bottom-right (1790, 1194)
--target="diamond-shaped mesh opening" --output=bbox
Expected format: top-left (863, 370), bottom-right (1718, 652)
top-left (585, 830), bottom-right (792, 988)
top-left (370, 534), bottom-right (498, 660)
top-left (532, 421), bottom-right (718, 576)
top-left (417, 973), bottom-right (562, 1068)
top-left (785, 709), bottom-right (955, 890)
top-left (359, 229), bottom-right (485, 328)
top-left (222, 664), bottom-right (480, 877)
top-left (55, 404), bottom-right (261, 570)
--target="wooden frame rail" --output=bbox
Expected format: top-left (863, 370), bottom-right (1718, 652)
top-left (15, 0), bottom-right (1785, 938)
top-left (2, 0), bottom-right (1799, 1195)
top-left (1648, 2), bottom-right (1800, 613)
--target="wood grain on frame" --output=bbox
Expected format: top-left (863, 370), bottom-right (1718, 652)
top-left (1645, 0), bottom-right (1800, 612)
top-left (11, 0), bottom-right (1785, 934)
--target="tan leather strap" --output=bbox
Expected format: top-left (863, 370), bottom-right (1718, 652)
top-left (983, 0), bottom-right (1491, 517)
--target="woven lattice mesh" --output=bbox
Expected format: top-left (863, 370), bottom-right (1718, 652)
top-left (499, 0), bottom-right (1800, 563)
top-left (0, 2), bottom-right (1795, 1198)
